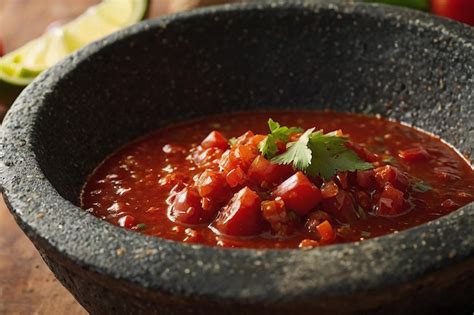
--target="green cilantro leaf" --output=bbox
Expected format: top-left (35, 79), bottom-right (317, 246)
top-left (268, 118), bottom-right (281, 132)
top-left (258, 118), bottom-right (303, 158)
top-left (271, 128), bottom-right (314, 170)
top-left (260, 119), bottom-right (373, 180)
top-left (306, 131), bottom-right (373, 180)
top-left (136, 223), bottom-right (147, 231)
top-left (412, 181), bottom-right (432, 193)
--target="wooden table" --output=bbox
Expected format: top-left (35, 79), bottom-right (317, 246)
top-left (0, 0), bottom-right (230, 313)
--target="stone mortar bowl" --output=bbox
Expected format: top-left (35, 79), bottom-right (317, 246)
top-left (1, 1), bottom-right (473, 314)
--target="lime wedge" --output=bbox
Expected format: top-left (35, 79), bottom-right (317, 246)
top-left (0, 0), bottom-right (147, 86)
top-left (97, 0), bottom-right (148, 26)
top-left (63, 9), bottom-right (121, 51)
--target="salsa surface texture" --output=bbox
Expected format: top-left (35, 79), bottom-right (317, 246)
top-left (81, 111), bottom-right (474, 249)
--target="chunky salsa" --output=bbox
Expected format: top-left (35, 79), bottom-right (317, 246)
top-left (81, 111), bottom-right (474, 249)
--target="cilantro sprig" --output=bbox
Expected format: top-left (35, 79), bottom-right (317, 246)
top-left (259, 119), bottom-right (373, 180)
top-left (258, 119), bottom-right (303, 159)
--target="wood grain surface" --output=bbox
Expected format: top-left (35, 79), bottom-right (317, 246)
top-left (0, 0), bottom-right (230, 314)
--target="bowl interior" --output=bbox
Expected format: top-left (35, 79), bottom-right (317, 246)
top-left (30, 4), bottom-right (473, 205)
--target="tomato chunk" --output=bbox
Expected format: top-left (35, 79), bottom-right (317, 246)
top-left (235, 131), bottom-right (255, 146)
top-left (201, 131), bottom-right (229, 150)
top-left (374, 165), bottom-right (408, 191)
top-left (305, 210), bottom-right (332, 233)
top-left (197, 170), bottom-right (229, 202)
top-left (250, 134), bottom-right (267, 147)
top-left (261, 197), bottom-right (296, 236)
top-left (168, 187), bottom-right (215, 225)
top-left (219, 143), bottom-right (259, 174)
top-left (320, 180), bottom-right (339, 199)
top-left (212, 187), bottom-right (263, 236)
top-left (247, 156), bottom-right (294, 188)
top-left (398, 147), bottom-right (430, 162)
top-left (225, 166), bottom-right (246, 188)
top-left (273, 172), bottom-right (322, 215)
top-left (192, 147), bottom-right (224, 167)
top-left (321, 190), bottom-right (358, 223)
top-left (316, 220), bottom-right (336, 244)
top-left (356, 170), bottom-right (375, 189)
top-left (376, 184), bottom-right (407, 217)
top-left (431, 0), bottom-right (474, 26)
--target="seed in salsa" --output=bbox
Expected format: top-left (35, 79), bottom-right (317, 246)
top-left (81, 111), bottom-right (474, 249)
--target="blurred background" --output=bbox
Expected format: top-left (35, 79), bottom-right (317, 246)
top-left (0, 0), bottom-right (473, 118)
top-left (0, 0), bottom-right (473, 314)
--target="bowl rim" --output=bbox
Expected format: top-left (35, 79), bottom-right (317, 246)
top-left (1, 0), bottom-right (473, 302)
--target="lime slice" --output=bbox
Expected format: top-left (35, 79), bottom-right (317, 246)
top-left (63, 9), bottom-right (121, 51)
top-left (97, 0), bottom-right (148, 26)
top-left (0, 0), bottom-right (147, 86)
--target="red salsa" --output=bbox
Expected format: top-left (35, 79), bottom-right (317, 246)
top-left (81, 111), bottom-right (474, 249)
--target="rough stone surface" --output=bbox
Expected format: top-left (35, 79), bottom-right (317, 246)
top-left (1, 1), bottom-right (473, 314)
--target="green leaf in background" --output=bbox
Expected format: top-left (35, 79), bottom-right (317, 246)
top-left (368, 0), bottom-right (430, 11)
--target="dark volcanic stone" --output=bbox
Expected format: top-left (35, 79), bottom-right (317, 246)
top-left (1, 1), bottom-right (473, 314)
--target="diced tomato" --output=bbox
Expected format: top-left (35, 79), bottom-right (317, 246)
top-left (273, 172), bottom-right (322, 215)
top-left (376, 184), bottom-right (407, 217)
top-left (225, 166), bottom-right (246, 188)
top-left (321, 180), bottom-right (339, 199)
top-left (250, 134), bottom-right (267, 147)
top-left (374, 165), bottom-right (409, 191)
top-left (289, 132), bottom-right (303, 142)
top-left (321, 190), bottom-right (358, 223)
top-left (201, 131), bottom-right (229, 150)
top-left (220, 143), bottom-right (259, 174)
top-left (197, 170), bottom-right (229, 202)
top-left (233, 144), bottom-right (259, 169)
top-left (168, 187), bottom-right (215, 225)
top-left (118, 215), bottom-right (136, 228)
top-left (356, 169), bottom-right (375, 189)
top-left (431, 0), bottom-right (474, 26)
top-left (159, 172), bottom-right (188, 188)
top-left (275, 139), bottom-right (287, 153)
top-left (235, 131), bottom-right (255, 146)
top-left (247, 156), bottom-right (294, 188)
top-left (212, 187), bottom-right (263, 236)
top-left (316, 220), bottom-right (336, 244)
top-left (298, 239), bottom-right (320, 248)
top-left (305, 210), bottom-right (332, 233)
top-left (192, 147), bottom-right (224, 167)
top-left (346, 142), bottom-right (379, 162)
top-left (398, 147), bottom-right (430, 162)
top-left (261, 197), bottom-right (296, 236)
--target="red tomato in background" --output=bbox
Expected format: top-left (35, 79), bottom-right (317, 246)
top-left (0, 39), bottom-right (4, 56)
top-left (431, 0), bottom-right (474, 26)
